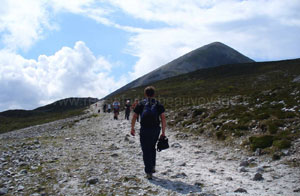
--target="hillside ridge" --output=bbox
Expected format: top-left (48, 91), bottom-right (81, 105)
top-left (105, 42), bottom-right (254, 98)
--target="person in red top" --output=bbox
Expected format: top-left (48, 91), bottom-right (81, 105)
top-left (131, 99), bottom-right (140, 122)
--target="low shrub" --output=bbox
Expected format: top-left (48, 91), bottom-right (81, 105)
top-left (216, 130), bottom-right (226, 140)
top-left (192, 108), bottom-right (207, 118)
top-left (182, 119), bottom-right (198, 126)
top-left (273, 139), bottom-right (291, 149)
top-left (249, 135), bottom-right (274, 151)
top-left (222, 122), bottom-right (248, 131)
top-left (257, 113), bottom-right (270, 120)
top-left (260, 119), bottom-right (284, 134)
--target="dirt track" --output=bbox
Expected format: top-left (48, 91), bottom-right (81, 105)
top-left (0, 102), bottom-right (299, 196)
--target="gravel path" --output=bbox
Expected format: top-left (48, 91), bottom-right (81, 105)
top-left (0, 102), bottom-right (299, 196)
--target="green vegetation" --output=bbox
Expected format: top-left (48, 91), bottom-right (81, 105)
top-left (107, 59), bottom-right (300, 153)
top-left (0, 97), bottom-right (98, 134)
top-left (0, 108), bottom-right (86, 134)
top-left (273, 139), bottom-right (292, 149)
top-left (249, 135), bottom-right (274, 151)
top-left (192, 108), bottom-right (207, 118)
top-left (216, 130), bottom-right (226, 140)
top-left (182, 119), bottom-right (198, 126)
top-left (107, 59), bottom-right (300, 109)
top-left (260, 119), bottom-right (283, 134)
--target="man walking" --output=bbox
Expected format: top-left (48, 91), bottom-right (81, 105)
top-left (107, 103), bottom-right (111, 113)
top-left (112, 99), bottom-right (120, 120)
top-left (125, 100), bottom-right (131, 120)
top-left (103, 103), bottom-right (107, 113)
top-left (131, 86), bottom-right (166, 179)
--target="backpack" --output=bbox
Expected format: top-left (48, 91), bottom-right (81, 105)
top-left (113, 102), bottom-right (119, 109)
top-left (141, 99), bottom-right (158, 127)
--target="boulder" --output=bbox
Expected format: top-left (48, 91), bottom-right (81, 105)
top-left (0, 188), bottom-right (8, 195)
top-left (253, 173), bottom-right (264, 181)
top-left (292, 75), bottom-right (300, 83)
top-left (86, 177), bottom-right (99, 185)
top-left (239, 167), bottom-right (248, 173)
top-left (234, 188), bottom-right (247, 193)
top-left (240, 160), bottom-right (249, 167)
top-left (171, 143), bottom-right (182, 148)
top-left (294, 188), bottom-right (300, 192)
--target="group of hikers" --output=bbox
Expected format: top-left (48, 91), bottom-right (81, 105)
top-left (102, 99), bottom-right (139, 121)
top-left (101, 86), bottom-right (166, 180)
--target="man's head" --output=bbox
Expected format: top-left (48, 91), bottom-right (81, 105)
top-left (144, 86), bottom-right (155, 97)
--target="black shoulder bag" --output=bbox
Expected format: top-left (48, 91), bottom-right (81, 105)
top-left (157, 136), bottom-right (169, 152)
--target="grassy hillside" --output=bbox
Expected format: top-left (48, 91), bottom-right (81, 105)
top-left (107, 59), bottom-right (300, 105)
top-left (0, 97), bottom-right (98, 134)
top-left (108, 59), bottom-right (300, 159)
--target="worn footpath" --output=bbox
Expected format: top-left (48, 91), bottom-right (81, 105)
top-left (0, 102), bottom-right (299, 196)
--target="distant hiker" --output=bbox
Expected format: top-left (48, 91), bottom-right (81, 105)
top-left (131, 99), bottom-right (140, 122)
top-left (131, 86), bottom-right (166, 180)
top-left (113, 100), bottom-right (120, 120)
top-left (103, 103), bottom-right (107, 113)
top-left (107, 104), bottom-right (111, 113)
top-left (125, 100), bottom-right (131, 120)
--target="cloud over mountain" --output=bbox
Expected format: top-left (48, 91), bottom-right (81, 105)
top-left (0, 41), bottom-right (127, 111)
top-left (113, 0), bottom-right (300, 78)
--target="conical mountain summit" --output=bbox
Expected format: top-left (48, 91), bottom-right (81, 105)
top-left (107, 42), bottom-right (254, 97)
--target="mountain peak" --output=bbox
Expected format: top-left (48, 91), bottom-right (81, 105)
top-left (207, 41), bottom-right (226, 46)
top-left (106, 42), bottom-right (254, 98)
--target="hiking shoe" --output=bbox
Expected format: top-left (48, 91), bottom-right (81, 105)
top-left (152, 167), bottom-right (156, 173)
top-left (146, 173), bottom-right (153, 180)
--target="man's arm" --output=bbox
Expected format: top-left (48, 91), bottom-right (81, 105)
top-left (131, 113), bottom-right (138, 136)
top-left (160, 113), bottom-right (166, 137)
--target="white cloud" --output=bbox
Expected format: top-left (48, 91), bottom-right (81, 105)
top-left (0, 41), bottom-right (128, 111)
top-left (0, 0), bottom-right (54, 51)
top-left (0, 0), bottom-right (118, 52)
top-left (107, 0), bottom-right (300, 77)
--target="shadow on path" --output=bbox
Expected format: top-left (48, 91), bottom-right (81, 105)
top-left (149, 177), bottom-right (202, 194)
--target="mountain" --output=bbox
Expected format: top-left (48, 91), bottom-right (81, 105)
top-left (107, 58), bottom-right (300, 102)
top-left (34, 97), bottom-right (98, 113)
top-left (106, 42), bottom-right (254, 98)
top-left (107, 58), bottom-right (300, 154)
top-left (0, 97), bottom-right (98, 118)
top-left (0, 97), bottom-right (98, 133)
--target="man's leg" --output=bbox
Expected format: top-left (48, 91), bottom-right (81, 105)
top-left (150, 127), bottom-right (160, 171)
top-left (140, 127), bottom-right (160, 175)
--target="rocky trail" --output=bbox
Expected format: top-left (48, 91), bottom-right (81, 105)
top-left (0, 102), bottom-right (299, 196)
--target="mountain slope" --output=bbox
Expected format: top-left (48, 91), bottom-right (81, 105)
top-left (108, 58), bottom-right (300, 158)
top-left (0, 97), bottom-right (98, 133)
top-left (106, 42), bottom-right (254, 97)
top-left (109, 58), bottom-right (300, 104)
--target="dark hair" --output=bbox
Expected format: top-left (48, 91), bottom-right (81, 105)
top-left (144, 86), bottom-right (155, 97)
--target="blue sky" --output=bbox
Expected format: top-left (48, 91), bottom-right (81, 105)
top-left (0, 0), bottom-right (300, 112)
top-left (20, 12), bottom-right (138, 79)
